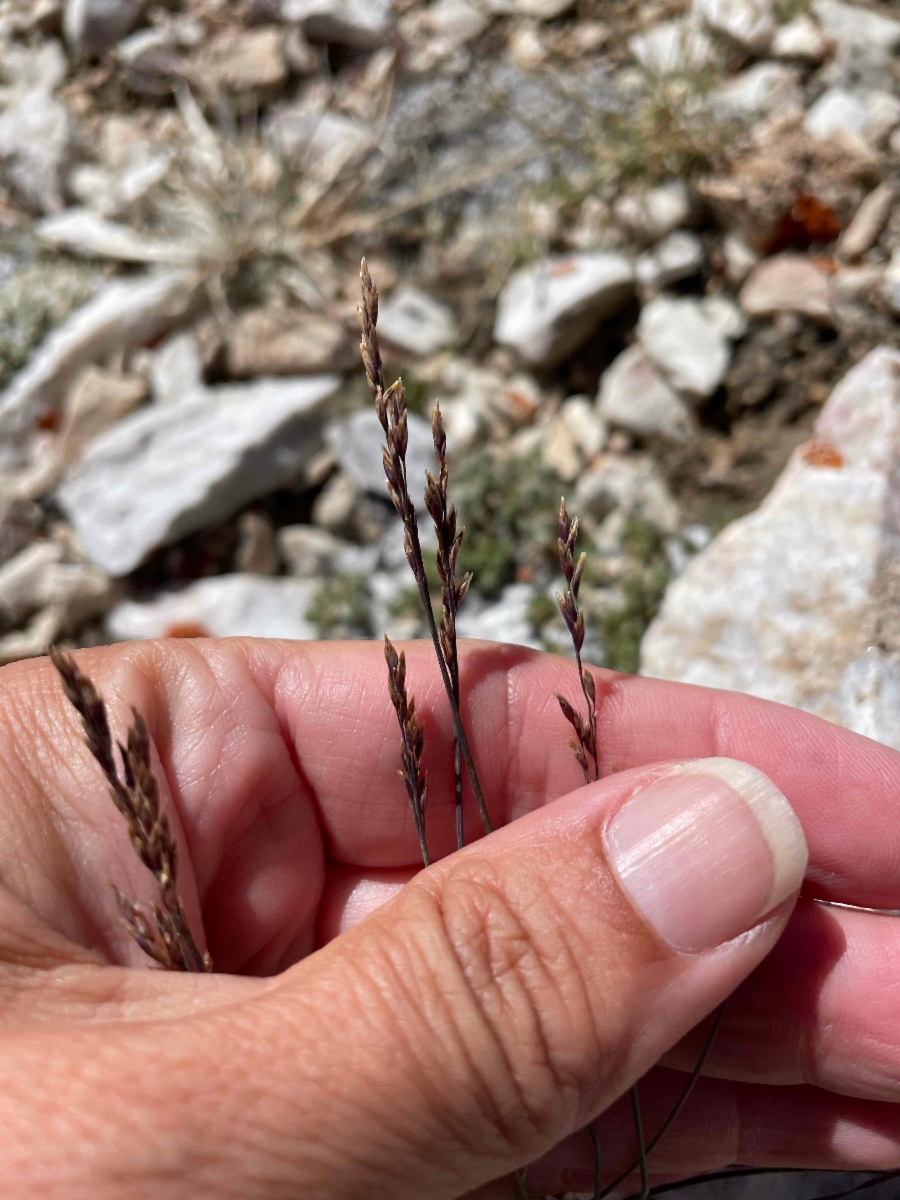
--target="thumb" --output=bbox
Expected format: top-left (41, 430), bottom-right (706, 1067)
top-left (3, 757), bottom-right (807, 1199)
top-left (227, 756), bottom-right (808, 1198)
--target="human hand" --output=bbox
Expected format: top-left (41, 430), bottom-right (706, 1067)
top-left (0, 637), bottom-right (895, 1198)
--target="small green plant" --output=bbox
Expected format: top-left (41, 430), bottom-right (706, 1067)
top-left (454, 449), bottom-right (562, 598)
top-left (307, 573), bottom-right (373, 639)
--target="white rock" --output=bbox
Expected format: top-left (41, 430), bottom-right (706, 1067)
top-left (642, 347), bottom-right (900, 725)
top-left (514, 0), bottom-right (574, 16)
top-left (614, 182), bottom-right (691, 242)
top-left (149, 332), bottom-right (204, 405)
top-left (234, 512), bottom-right (279, 576)
top-left (722, 234), bottom-right (759, 286)
top-left (326, 408), bottom-right (435, 500)
top-left (541, 398), bottom-right (607, 481)
top-left (740, 254), bottom-right (832, 321)
top-left (0, 607), bottom-right (65, 666)
top-left (279, 524), bottom-right (346, 577)
top-left (771, 14), bottom-right (830, 61)
top-left (692, 0), bottom-right (774, 51)
top-left (0, 89), bottom-right (70, 213)
top-left (883, 250), bottom-right (900, 315)
top-left (629, 19), bottom-right (714, 75)
top-left (57, 366), bottom-right (147, 464)
top-left (456, 583), bottom-right (541, 649)
top-left (638, 296), bottom-right (730, 398)
top-left (281, 0), bottom-right (394, 48)
top-left (64, 0), bottom-right (148, 55)
top-left (575, 453), bottom-right (681, 533)
top-left (494, 253), bottom-right (635, 368)
top-left (839, 182), bottom-right (893, 261)
top-left (0, 539), bottom-right (112, 625)
top-left (712, 62), bottom-right (800, 118)
top-left (700, 294), bottom-right (748, 340)
top-left (813, 0), bottom-right (900, 53)
top-left (636, 231), bottom-right (705, 292)
top-left (377, 286), bottom-right (459, 357)
top-left (559, 395), bottom-right (606, 458)
top-left (598, 346), bottom-right (695, 443)
top-left (37, 209), bottom-right (196, 265)
top-left (863, 89), bottom-right (900, 145)
top-left (264, 104), bottom-right (370, 174)
top-left (59, 376), bottom-right (341, 576)
top-left (0, 271), bottom-right (200, 447)
top-left (108, 575), bottom-right (318, 642)
top-left (838, 654), bottom-right (900, 752)
top-left (804, 86), bottom-right (870, 142)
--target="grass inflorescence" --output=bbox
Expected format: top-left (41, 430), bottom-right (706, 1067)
top-left (50, 648), bottom-right (210, 974)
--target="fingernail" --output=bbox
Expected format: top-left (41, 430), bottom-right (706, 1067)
top-left (605, 758), bottom-right (807, 953)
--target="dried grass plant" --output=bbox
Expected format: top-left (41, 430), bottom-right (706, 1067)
top-left (50, 647), bottom-right (210, 974)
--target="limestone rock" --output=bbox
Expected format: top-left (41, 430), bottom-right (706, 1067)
top-left (64, 0), bottom-right (148, 55)
top-left (0, 89), bottom-right (71, 213)
top-left (614, 182), bottom-right (691, 243)
top-left (326, 408), bottom-right (435, 501)
top-left (282, 0), bottom-right (394, 48)
top-left (692, 0), bottom-right (774, 52)
top-left (196, 26), bottom-right (288, 93)
top-left (839, 183), bottom-right (893, 261)
top-left (641, 347), bottom-right (900, 725)
top-left (234, 512), bottom-right (279, 576)
top-left (638, 296), bottom-right (730, 398)
top-left (712, 63), bottom-right (800, 119)
top-left (629, 19), bottom-right (714, 74)
top-left (149, 332), bottom-right (204, 405)
top-left (575, 453), bottom-right (681, 534)
top-left (740, 254), bottom-right (832, 321)
top-left (813, 0), bottom-right (900, 53)
top-left (494, 253), bottom-right (635, 368)
top-left (58, 375), bottom-right (340, 576)
top-left (279, 524), bottom-right (346, 577)
top-left (456, 583), bottom-right (541, 649)
top-left (771, 15), bottom-right (830, 61)
top-left (598, 346), bottom-right (695, 443)
top-left (0, 271), bottom-right (200, 447)
top-left (636, 231), bottom-right (705, 292)
top-left (804, 87), bottom-right (870, 143)
top-left (226, 308), bottom-right (355, 377)
top-left (108, 575), bottom-right (318, 642)
top-left (377, 287), bottom-right (459, 357)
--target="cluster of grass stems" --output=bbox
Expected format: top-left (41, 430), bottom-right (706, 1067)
top-left (45, 260), bottom-right (896, 1200)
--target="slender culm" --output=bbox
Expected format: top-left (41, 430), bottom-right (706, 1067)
top-left (50, 648), bottom-right (211, 973)
top-left (425, 400), bottom-right (472, 851)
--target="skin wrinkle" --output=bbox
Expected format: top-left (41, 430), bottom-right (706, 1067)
top-left (435, 868), bottom-right (586, 1153)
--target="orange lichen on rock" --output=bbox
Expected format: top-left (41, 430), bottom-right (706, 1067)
top-left (803, 439), bottom-right (844, 468)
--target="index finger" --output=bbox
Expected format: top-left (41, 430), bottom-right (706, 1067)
top-left (239, 635), bottom-right (900, 904)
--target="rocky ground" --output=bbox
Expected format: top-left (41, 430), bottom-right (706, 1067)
top-left (0, 0), bottom-right (893, 690)
top-left (0, 1), bottom-right (897, 1195)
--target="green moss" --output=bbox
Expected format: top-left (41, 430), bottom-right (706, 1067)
top-left (307, 573), bottom-right (373, 639)
top-left (598, 559), bottom-right (670, 675)
top-left (453, 450), bottom-right (562, 599)
top-left (773, 0), bottom-right (812, 19)
top-left (620, 514), bottom-right (666, 566)
top-left (0, 256), bottom-right (98, 389)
